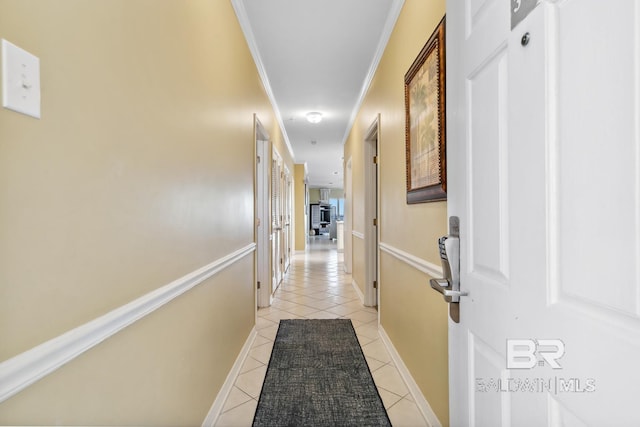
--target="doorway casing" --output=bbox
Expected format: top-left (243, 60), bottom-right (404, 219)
top-left (344, 157), bottom-right (353, 274)
top-left (255, 116), bottom-right (271, 308)
top-left (364, 115), bottom-right (380, 307)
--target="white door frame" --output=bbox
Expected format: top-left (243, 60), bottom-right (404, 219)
top-left (283, 165), bottom-right (292, 272)
top-left (271, 148), bottom-right (284, 294)
top-left (364, 115), bottom-right (380, 307)
top-left (344, 157), bottom-right (353, 273)
top-left (255, 116), bottom-right (271, 308)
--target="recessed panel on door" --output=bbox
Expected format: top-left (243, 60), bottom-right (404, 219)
top-left (469, 332), bottom-right (511, 427)
top-left (553, 0), bottom-right (639, 318)
top-left (468, 48), bottom-right (510, 285)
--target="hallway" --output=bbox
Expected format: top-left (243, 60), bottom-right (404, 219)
top-left (215, 238), bottom-right (427, 426)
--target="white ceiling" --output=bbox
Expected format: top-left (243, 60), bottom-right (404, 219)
top-left (233, 0), bottom-right (403, 189)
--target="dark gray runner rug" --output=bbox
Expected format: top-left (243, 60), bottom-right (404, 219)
top-left (252, 319), bottom-right (391, 427)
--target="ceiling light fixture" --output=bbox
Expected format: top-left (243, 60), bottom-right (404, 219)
top-left (306, 112), bottom-right (323, 124)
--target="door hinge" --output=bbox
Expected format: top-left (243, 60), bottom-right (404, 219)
top-left (257, 155), bottom-right (261, 163)
top-left (373, 218), bottom-right (377, 226)
top-left (373, 280), bottom-right (377, 289)
top-left (373, 155), bottom-right (378, 164)
top-left (280, 257), bottom-right (283, 264)
top-left (257, 281), bottom-right (261, 289)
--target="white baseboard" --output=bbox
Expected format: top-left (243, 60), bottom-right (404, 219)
top-left (351, 279), bottom-right (365, 304)
top-left (378, 325), bottom-right (442, 427)
top-left (202, 327), bottom-right (258, 427)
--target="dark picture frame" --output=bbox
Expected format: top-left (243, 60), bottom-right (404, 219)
top-left (404, 16), bottom-right (446, 204)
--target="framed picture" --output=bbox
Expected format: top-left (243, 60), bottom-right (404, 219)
top-left (405, 16), bottom-right (446, 204)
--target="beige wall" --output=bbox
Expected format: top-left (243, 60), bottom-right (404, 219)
top-left (343, 0), bottom-right (449, 424)
top-left (309, 187), bottom-right (320, 203)
top-left (308, 187), bottom-right (343, 204)
top-left (0, 0), bottom-right (284, 424)
top-left (346, 126), bottom-right (366, 291)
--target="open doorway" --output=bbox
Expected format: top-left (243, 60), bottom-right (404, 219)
top-left (364, 115), bottom-right (380, 308)
top-left (344, 158), bottom-right (353, 274)
top-left (271, 148), bottom-right (285, 294)
top-left (255, 116), bottom-right (270, 308)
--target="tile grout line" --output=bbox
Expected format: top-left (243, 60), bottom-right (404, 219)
top-left (216, 238), bottom-right (427, 426)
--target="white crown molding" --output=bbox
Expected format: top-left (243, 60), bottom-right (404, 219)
top-left (379, 325), bottom-right (443, 427)
top-left (379, 242), bottom-right (443, 278)
top-left (231, 0), bottom-right (295, 162)
top-left (340, 0), bottom-right (405, 146)
top-left (202, 327), bottom-right (258, 426)
top-left (352, 230), bottom-right (365, 240)
top-left (0, 243), bottom-right (256, 403)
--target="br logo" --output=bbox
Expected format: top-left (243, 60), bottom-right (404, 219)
top-left (506, 339), bottom-right (565, 369)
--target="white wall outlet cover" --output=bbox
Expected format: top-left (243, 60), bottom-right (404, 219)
top-left (2, 39), bottom-right (41, 119)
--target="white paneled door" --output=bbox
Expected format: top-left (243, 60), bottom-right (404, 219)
top-left (446, 0), bottom-right (640, 425)
top-left (271, 150), bottom-right (283, 294)
top-left (283, 168), bottom-right (292, 273)
top-left (256, 138), bottom-right (270, 308)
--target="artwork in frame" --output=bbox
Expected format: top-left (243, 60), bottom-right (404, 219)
top-left (405, 16), bottom-right (446, 204)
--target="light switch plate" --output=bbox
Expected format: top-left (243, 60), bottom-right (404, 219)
top-left (2, 39), bottom-right (41, 118)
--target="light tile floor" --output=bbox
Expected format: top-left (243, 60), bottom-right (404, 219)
top-left (215, 237), bottom-right (428, 426)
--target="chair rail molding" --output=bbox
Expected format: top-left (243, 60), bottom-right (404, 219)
top-left (379, 242), bottom-right (443, 278)
top-left (0, 243), bottom-right (256, 403)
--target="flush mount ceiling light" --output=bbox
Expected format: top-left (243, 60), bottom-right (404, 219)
top-left (306, 112), bottom-right (323, 124)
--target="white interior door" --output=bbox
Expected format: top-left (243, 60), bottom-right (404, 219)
top-left (283, 169), bottom-right (292, 272)
top-left (364, 118), bottom-right (379, 307)
top-left (446, 1), bottom-right (640, 426)
top-left (256, 138), bottom-right (270, 308)
top-left (271, 149), bottom-right (283, 293)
